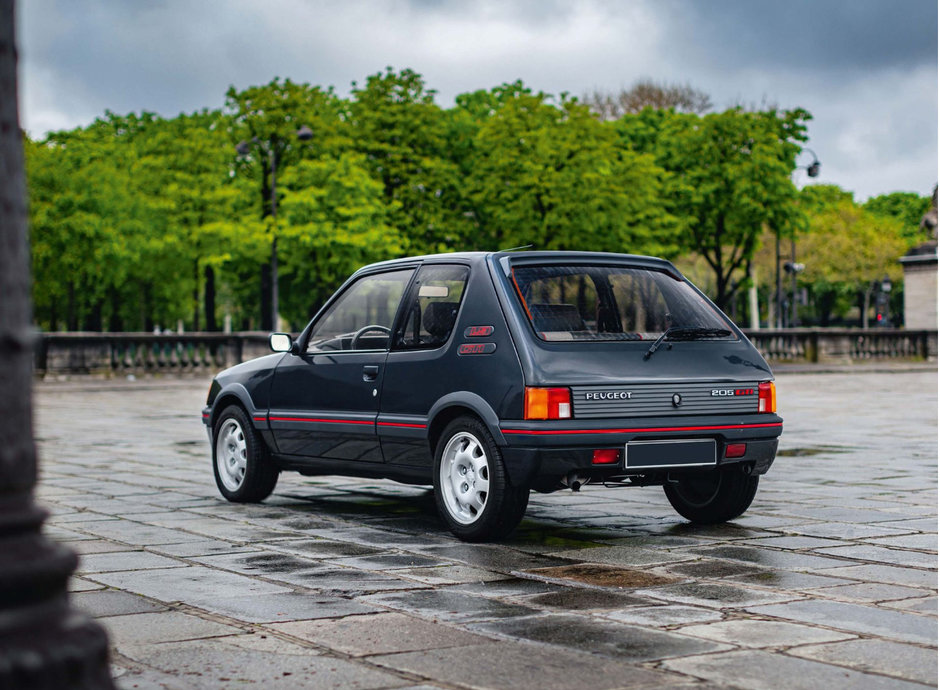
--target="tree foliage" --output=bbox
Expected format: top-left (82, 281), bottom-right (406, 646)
top-left (863, 191), bottom-right (932, 243)
top-left (25, 68), bottom-right (924, 333)
top-left (616, 107), bottom-right (811, 309)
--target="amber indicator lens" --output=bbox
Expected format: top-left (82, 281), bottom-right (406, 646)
top-left (524, 387), bottom-right (572, 419)
top-left (758, 382), bottom-right (776, 413)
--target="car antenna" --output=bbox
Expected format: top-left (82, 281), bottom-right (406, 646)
top-left (499, 244), bottom-right (534, 252)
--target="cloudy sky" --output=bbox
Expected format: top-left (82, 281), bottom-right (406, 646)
top-left (15, 0), bottom-right (938, 201)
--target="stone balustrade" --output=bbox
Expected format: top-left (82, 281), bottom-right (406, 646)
top-left (33, 328), bottom-right (937, 377)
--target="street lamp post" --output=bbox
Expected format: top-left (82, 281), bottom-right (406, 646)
top-left (863, 275), bottom-right (893, 328)
top-left (777, 148), bottom-right (820, 328)
top-left (236, 124), bottom-right (313, 331)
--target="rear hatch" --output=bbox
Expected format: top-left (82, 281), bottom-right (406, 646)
top-left (491, 253), bottom-right (774, 416)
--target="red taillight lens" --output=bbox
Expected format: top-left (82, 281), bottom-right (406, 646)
top-left (592, 449), bottom-right (620, 465)
top-left (725, 443), bottom-right (747, 459)
top-left (524, 387), bottom-right (572, 420)
top-left (758, 382), bottom-right (776, 413)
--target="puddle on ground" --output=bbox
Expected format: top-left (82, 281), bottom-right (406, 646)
top-left (777, 445), bottom-right (853, 457)
top-left (506, 526), bottom-right (606, 550)
top-left (526, 564), bottom-right (679, 589)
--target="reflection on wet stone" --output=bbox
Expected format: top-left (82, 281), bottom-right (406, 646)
top-left (636, 582), bottom-right (797, 609)
top-left (468, 614), bottom-right (729, 662)
top-left (521, 588), bottom-right (653, 611)
top-left (527, 564), bottom-right (680, 589)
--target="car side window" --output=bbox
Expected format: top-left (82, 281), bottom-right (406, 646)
top-left (306, 269), bottom-right (414, 353)
top-left (393, 264), bottom-right (470, 350)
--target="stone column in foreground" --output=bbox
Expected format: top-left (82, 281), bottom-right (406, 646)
top-left (0, 2), bottom-right (115, 687)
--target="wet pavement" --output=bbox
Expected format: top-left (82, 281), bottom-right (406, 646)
top-left (33, 370), bottom-right (937, 689)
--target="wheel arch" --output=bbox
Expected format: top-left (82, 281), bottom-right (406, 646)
top-left (427, 392), bottom-right (506, 455)
top-left (210, 383), bottom-right (259, 429)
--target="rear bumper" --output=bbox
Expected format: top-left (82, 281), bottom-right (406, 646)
top-left (498, 414), bottom-right (782, 490)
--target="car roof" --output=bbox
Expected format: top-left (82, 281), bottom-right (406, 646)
top-left (356, 250), bottom-right (681, 277)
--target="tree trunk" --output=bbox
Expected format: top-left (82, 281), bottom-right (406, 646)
top-left (143, 283), bottom-right (154, 332)
top-left (66, 280), bottom-right (77, 331)
top-left (205, 264), bottom-right (217, 331)
top-left (260, 263), bottom-right (272, 330)
top-left (192, 259), bottom-right (200, 332)
top-left (0, 2), bottom-right (114, 685)
top-left (108, 287), bottom-right (122, 332)
top-left (85, 298), bottom-right (103, 331)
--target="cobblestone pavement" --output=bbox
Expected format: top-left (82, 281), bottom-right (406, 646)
top-left (33, 370), bottom-right (937, 689)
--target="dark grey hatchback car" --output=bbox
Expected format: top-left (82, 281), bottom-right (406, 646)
top-left (203, 251), bottom-right (782, 541)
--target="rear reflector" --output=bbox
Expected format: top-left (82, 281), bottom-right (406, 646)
top-left (725, 443), bottom-right (747, 459)
top-left (524, 387), bottom-right (572, 420)
top-left (592, 449), bottom-right (620, 465)
top-left (758, 382), bottom-right (776, 413)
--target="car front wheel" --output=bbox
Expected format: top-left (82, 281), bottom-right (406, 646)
top-left (433, 416), bottom-right (528, 542)
top-left (663, 469), bottom-right (758, 524)
top-left (212, 405), bottom-right (279, 503)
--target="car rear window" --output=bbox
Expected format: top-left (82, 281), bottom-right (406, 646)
top-left (510, 264), bottom-right (733, 342)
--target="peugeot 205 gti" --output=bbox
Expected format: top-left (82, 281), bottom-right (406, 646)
top-left (203, 251), bottom-right (781, 541)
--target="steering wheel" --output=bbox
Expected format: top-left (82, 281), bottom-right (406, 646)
top-left (350, 324), bottom-right (391, 349)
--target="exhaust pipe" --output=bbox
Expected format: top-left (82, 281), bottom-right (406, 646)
top-left (563, 472), bottom-right (591, 492)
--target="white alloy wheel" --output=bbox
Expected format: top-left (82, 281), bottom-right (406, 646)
top-left (216, 418), bottom-right (248, 492)
top-left (439, 431), bottom-right (490, 525)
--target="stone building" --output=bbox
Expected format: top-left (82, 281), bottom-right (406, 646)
top-left (900, 186), bottom-right (938, 329)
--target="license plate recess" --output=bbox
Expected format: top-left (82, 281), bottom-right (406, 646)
top-left (625, 439), bottom-right (716, 470)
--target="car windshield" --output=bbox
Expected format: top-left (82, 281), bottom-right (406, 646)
top-left (510, 264), bottom-right (734, 342)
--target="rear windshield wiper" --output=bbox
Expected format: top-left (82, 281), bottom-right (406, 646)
top-left (644, 327), bottom-right (732, 359)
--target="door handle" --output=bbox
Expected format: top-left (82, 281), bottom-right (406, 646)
top-left (362, 365), bottom-right (379, 381)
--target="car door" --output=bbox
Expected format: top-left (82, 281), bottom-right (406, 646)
top-left (267, 267), bottom-right (415, 462)
top-left (379, 263), bottom-right (471, 467)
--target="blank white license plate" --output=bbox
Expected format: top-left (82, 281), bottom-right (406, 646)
top-left (625, 439), bottom-right (716, 470)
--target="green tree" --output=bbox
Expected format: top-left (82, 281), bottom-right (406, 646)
top-left (617, 107), bottom-right (811, 309)
top-left (459, 82), bottom-right (680, 255)
top-left (798, 187), bottom-right (907, 326)
top-left (863, 191), bottom-right (932, 244)
top-left (349, 68), bottom-right (467, 252)
top-left (226, 78), bottom-right (350, 327)
top-left (752, 185), bottom-right (908, 325)
top-left (277, 152), bottom-right (404, 325)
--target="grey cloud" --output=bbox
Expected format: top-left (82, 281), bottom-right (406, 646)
top-left (659, 0), bottom-right (936, 74)
top-left (15, 0), bottom-right (938, 199)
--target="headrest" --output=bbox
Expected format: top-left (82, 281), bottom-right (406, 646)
top-left (423, 302), bottom-right (458, 338)
top-left (530, 303), bottom-right (585, 332)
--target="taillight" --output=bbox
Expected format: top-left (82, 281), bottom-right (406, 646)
top-left (725, 443), bottom-right (747, 458)
top-left (758, 382), bottom-right (776, 413)
top-left (524, 387), bottom-right (572, 420)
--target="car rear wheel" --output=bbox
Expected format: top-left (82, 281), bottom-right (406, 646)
top-left (663, 469), bottom-right (758, 524)
top-left (433, 416), bottom-right (528, 542)
top-left (212, 405), bottom-right (279, 503)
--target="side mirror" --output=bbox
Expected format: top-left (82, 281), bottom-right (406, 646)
top-left (269, 333), bottom-right (292, 353)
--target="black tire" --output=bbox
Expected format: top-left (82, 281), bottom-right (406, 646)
top-left (212, 404), bottom-right (279, 503)
top-left (433, 416), bottom-right (528, 542)
top-left (663, 469), bottom-right (758, 524)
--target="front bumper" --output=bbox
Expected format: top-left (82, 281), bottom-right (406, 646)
top-left (201, 406), bottom-right (212, 443)
top-left (498, 414), bottom-right (782, 490)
